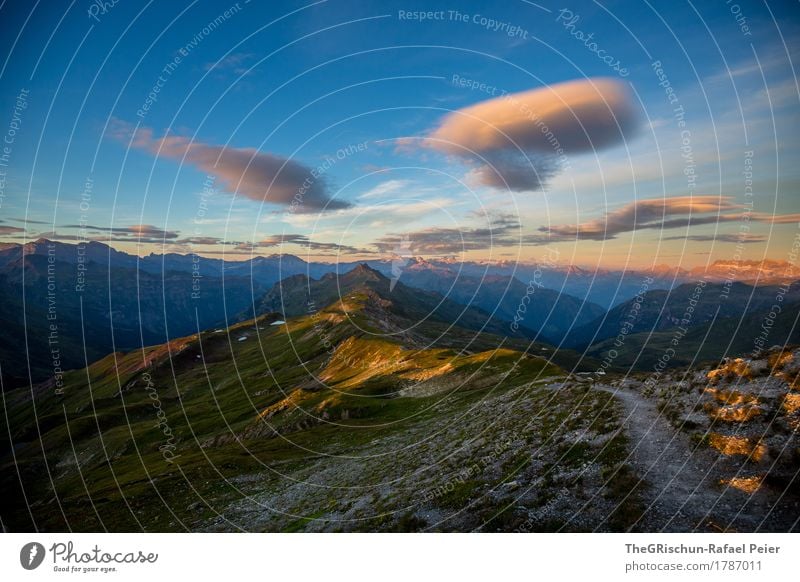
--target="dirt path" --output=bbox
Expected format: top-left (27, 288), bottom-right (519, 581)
top-left (594, 383), bottom-right (765, 532)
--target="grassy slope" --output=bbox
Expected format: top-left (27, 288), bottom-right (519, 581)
top-left (3, 287), bottom-right (609, 532)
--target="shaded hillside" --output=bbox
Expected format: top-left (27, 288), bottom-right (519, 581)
top-left (565, 281), bottom-right (800, 349)
top-left (585, 301), bottom-right (800, 371)
top-left (0, 253), bottom-right (261, 388)
top-left (395, 270), bottom-right (604, 342)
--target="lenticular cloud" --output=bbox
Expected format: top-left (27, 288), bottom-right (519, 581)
top-left (425, 77), bottom-right (641, 192)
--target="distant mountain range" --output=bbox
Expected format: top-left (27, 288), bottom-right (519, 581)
top-left (6, 238), bottom-right (798, 306)
top-left (1, 238), bottom-right (798, 389)
top-left (390, 255), bottom-right (800, 309)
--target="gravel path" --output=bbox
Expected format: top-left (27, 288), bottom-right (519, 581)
top-left (595, 383), bottom-right (798, 532)
top-left (595, 384), bottom-right (724, 531)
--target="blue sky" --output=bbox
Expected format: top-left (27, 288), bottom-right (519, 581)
top-left (0, 0), bottom-right (798, 268)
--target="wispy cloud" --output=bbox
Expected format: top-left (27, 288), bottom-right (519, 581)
top-left (204, 52), bottom-right (254, 75)
top-left (373, 212), bottom-right (521, 255)
top-left (278, 197), bottom-right (461, 231)
top-left (259, 233), bottom-right (365, 254)
top-left (357, 179), bottom-right (409, 199)
top-left (663, 233), bottom-right (767, 244)
top-left (7, 217), bottom-right (50, 225)
top-left (59, 223), bottom-right (180, 240)
top-left (174, 236), bottom-right (224, 245)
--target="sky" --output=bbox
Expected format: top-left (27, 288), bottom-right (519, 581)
top-left (0, 0), bottom-right (799, 269)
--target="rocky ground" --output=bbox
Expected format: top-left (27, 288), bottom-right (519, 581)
top-left (598, 346), bottom-right (800, 532)
top-left (199, 377), bottom-right (640, 532)
top-left (198, 347), bottom-right (800, 532)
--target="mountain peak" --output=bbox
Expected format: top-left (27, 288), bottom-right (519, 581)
top-left (263, 253), bottom-right (304, 262)
top-left (345, 263), bottom-right (385, 281)
top-left (23, 237), bottom-right (53, 248)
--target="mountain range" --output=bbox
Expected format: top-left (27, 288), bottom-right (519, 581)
top-left (2, 256), bottom-right (798, 532)
top-left (1, 238), bottom-right (799, 390)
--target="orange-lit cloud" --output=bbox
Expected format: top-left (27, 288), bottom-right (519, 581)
top-left (421, 78), bottom-right (640, 191)
top-left (540, 195), bottom-right (800, 241)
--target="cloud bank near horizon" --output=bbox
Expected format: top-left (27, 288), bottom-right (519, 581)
top-left (370, 196), bottom-right (800, 254)
top-left (539, 195), bottom-right (800, 242)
